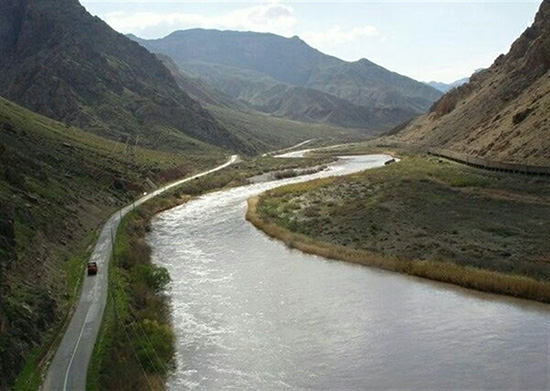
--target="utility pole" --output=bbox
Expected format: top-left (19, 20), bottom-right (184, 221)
top-left (124, 135), bottom-right (130, 155)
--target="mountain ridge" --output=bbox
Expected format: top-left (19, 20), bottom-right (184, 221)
top-left (130, 29), bottom-right (442, 131)
top-left (0, 0), bottom-right (245, 153)
top-left (425, 77), bottom-right (470, 93)
top-left (394, 0), bottom-right (550, 165)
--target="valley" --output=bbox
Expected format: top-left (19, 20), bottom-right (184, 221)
top-left (0, 0), bottom-right (549, 390)
top-left (130, 30), bottom-right (442, 132)
top-left (0, 95), bottom-right (222, 390)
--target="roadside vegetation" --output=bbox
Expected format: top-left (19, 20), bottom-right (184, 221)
top-left (249, 153), bottom-right (550, 302)
top-left (0, 96), bottom-right (224, 391)
top-left (86, 152), bottom-right (333, 390)
top-left (87, 203), bottom-right (175, 391)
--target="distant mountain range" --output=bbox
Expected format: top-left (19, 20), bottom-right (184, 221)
top-left (425, 77), bottom-right (470, 93)
top-left (424, 70), bottom-right (484, 93)
top-left (129, 29), bottom-right (443, 131)
top-left (395, 0), bottom-right (550, 165)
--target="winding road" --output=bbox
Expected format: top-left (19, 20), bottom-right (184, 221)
top-left (43, 155), bottom-right (238, 391)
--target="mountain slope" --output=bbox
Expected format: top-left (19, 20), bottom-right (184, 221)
top-left (157, 55), bottom-right (365, 150)
top-left (0, 94), bottom-right (228, 391)
top-left (156, 56), bottom-right (393, 130)
top-left (396, 0), bottom-right (550, 165)
top-left (0, 0), bottom-right (244, 153)
top-left (130, 29), bottom-right (442, 130)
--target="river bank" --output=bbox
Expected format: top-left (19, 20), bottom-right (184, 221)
top-left (148, 152), bottom-right (549, 390)
top-left (86, 152), bottom-right (336, 391)
top-left (247, 155), bottom-right (550, 303)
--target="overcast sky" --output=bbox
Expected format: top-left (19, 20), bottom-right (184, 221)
top-left (81, 1), bottom-right (542, 83)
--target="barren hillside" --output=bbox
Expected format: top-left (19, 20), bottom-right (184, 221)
top-left (395, 0), bottom-right (550, 165)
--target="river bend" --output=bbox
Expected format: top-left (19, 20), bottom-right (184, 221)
top-left (148, 154), bottom-right (549, 390)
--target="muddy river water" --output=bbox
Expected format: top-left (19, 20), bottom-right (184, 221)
top-left (148, 154), bottom-right (549, 390)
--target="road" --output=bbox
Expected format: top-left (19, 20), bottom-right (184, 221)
top-left (261, 139), bottom-right (314, 157)
top-left (42, 155), bottom-right (238, 391)
top-left (275, 142), bottom-right (350, 158)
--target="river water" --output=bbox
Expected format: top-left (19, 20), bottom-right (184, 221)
top-left (148, 154), bottom-right (550, 390)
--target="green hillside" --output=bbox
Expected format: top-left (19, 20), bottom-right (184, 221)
top-left (0, 96), bottom-right (226, 390)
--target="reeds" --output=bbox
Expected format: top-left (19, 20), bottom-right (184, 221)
top-left (247, 196), bottom-right (550, 303)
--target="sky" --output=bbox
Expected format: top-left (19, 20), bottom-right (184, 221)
top-left (81, 1), bottom-right (543, 83)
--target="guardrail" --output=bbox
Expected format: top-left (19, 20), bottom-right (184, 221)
top-left (428, 148), bottom-right (550, 176)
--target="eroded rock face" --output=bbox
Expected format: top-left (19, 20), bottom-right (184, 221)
top-left (397, 0), bottom-right (550, 165)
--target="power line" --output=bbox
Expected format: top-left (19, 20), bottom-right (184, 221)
top-left (108, 278), bottom-right (160, 391)
top-left (127, 308), bottom-right (170, 376)
top-left (126, 317), bottom-right (166, 385)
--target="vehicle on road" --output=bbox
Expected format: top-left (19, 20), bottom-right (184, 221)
top-left (87, 262), bottom-right (98, 276)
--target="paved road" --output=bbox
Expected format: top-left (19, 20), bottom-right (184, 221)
top-left (43, 156), bottom-right (238, 391)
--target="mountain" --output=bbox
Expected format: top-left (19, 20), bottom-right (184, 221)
top-left (425, 77), bottom-right (470, 93)
top-left (0, 94), bottom-right (229, 390)
top-left (130, 29), bottom-right (443, 131)
top-left (156, 53), bottom-right (244, 111)
top-left (395, 0), bottom-right (550, 165)
top-left (425, 70), bottom-right (484, 93)
top-left (157, 55), bottom-right (365, 150)
top-left (0, 0), bottom-right (245, 153)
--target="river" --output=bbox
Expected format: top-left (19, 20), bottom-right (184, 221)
top-left (148, 154), bottom-right (549, 390)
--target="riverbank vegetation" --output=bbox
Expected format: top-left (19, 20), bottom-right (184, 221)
top-left (248, 155), bottom-right (550, 302)
top-left (1, 95), bottom-right (228, 391)
top-left (86, 152), bottom-right (333, 390)
top-left (87, 203), bottom-right (175, 391)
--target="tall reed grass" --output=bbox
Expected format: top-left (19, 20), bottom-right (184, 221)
top-left (247, 197), bottom-right (550, 303)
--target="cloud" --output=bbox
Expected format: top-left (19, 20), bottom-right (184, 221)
top-left (104, 2), bottom-right (297, 37)
top-left (302, 25), bottom-right (378, 48)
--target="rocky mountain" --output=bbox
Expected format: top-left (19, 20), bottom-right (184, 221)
top-left (396, 0), bottom-right (550, 165)
top-left (0, 0), bottom-right (246, 153)
top-left (130, 29), bottom-right (443, 131)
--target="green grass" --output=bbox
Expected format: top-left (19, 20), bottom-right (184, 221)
top-left (0, 96), bottom-right (227, 391)
top-left (12, 252), bottom-right (89, 391)
top-left (87, 208), bottom-right (173, 391)
top-left (252, 155), bottom-right (550, 301)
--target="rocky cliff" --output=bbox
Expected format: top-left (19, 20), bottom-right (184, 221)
top-left (395, 0), bottom-right (550, 165)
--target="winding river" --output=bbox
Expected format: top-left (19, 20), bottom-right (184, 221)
top-left (148, 154), bottom-right (549, 390)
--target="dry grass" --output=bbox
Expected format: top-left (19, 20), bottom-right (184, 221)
top-left (247, 197), bottom-right (550, 303)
